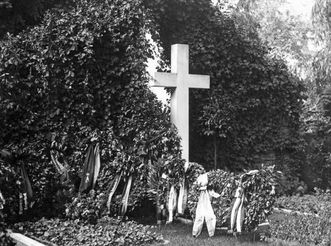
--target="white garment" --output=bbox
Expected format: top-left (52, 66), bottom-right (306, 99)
top-left (192, 190), bottom-right (216, 237)
top-left (192, 173), bottom-right (217, 237)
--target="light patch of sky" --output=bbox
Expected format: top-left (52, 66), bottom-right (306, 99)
top-left (281, 0), bottom-right (314, 19)
top-left (147, 0), bottom-right (315, 104)
top-left (146, 33), bottom-right (169, 105)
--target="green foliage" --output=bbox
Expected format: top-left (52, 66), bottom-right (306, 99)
top-left (187, 166), bottom-right (280, 231)
top-left (0, 159), bottom-right (18, 219)
top-left (270, 191), bottom-right (331, 245)
top-left (241, 0), bottom-right (315, 101)
top-left (270, 211), bottom-right (331, 245)
top-left (275, 190), bottom-right (331, 215)
top-left (302, 111), bottom-right (331, 188)
top-left (185, 162), bottom-right (206, 185)
top-left (0, 222), bottom-right (15, 246)
top-left (0, 0), bottom-right (73, 39)
top-left (65, 189), bottom-right (107, 224)
top-left (145, 0), bottom-right (304, 170)
top-left (312, 0), bottom-right (331, 45)
top-left (0, 0), bottom-right (183, 220)
top-left (11, 217), bottom-right (164, 245)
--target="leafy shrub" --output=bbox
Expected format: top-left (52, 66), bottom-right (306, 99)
top-left (270, 212), bottom-right (331, 246)
top-left (270, 191), bottom-right (331, 245)
top-left (65, 189), bottom-right (107, 224)
top-left (0, 0), bottom-right (184, 221)
top-left (275, 195), bottom-right (319, 214)
top-left (185, 162), bottom-right (206, 185)
top-left (0, 160), bottom-right (19, 220)
top-left (0, 218), bottom-right (15, 246)
top-left (275, 189), bottom-right (331, 215)
top-left (187, 166), bottom-right (280, 231)
top-left (303, 121), bottom-right (331, 189)
top-left (11, 217), bottom-right (164, 246)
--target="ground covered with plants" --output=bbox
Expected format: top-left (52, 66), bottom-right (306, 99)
top-left (10, 217), bottom-right (164, 246)
top-left (269, 191), bottom-right (331, 245)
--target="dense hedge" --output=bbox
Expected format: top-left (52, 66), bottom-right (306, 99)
top-left (0, 0), bottom-right (183, 220)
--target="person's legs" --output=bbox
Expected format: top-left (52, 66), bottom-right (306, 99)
top-left (206, 214), bottom-right (216, 237)
top-left (192, 216), bottom-right (205, 237)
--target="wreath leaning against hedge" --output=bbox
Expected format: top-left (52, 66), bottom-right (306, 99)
top-left (187, 165), bottom-right (281, 231)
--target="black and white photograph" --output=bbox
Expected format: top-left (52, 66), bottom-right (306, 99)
top-left (0, 0), bottom-right (330, 245)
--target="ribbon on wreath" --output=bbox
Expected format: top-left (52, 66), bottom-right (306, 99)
top-left (79, 141), bottom-right (101, 193)
top-left (18, 163), bottom-right (33, 215)
top-left (0, 189), bottom-right (5, 210)
top-left (50, 140), bottom-right (70, 185)
top-left (229, 170), bottom-right (259, 234)
top-left (106, 172), bottom-right (123, 212)
top-left (229, 180), bottom-right (245, 234)
top-left (166, 184), bottom-right (177, 224)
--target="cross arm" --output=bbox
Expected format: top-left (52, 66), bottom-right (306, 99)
top-left (151, 72), bottom-right (178, 87)
top-left (187, 74), bottom-right (210, 89)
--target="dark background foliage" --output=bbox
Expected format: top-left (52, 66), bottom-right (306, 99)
top-left (0, 0), bottom-right (183, 219)
top-left (144, 0), bottom-right (305, 173)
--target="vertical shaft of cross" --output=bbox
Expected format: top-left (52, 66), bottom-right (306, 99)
top-left (152, 44), bottom-right (210, 169)
top-left (170, 44), bottom-right (190, 168)
top-left (151, 43), bottom-right (210, 220)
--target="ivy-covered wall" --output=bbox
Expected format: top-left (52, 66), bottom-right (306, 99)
top-left (144, 0), bottom-right (305, 171)
top-left (0, 0), bottom-right (183, 219)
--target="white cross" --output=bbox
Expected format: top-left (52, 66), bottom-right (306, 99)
top-left (151, 44), bottom-right (210, 169)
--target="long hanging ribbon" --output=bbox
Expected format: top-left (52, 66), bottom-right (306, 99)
top-left (177, 180), bottom-right (188, 215)
top-left (120, 175), bottom-right (132, 216)
top-left (18, 164), bottom-right (33, 214)
top-left (92, 143), bottom-right (100, 189)
top-left (50, 150), bottom-right (69, 184)
top-left (19, 193), bottom-right (23, 215)
top-left (177, 161), bottom-right (190, 216)
top-left (167, 184), bottom-right (177, 223)
top-left (230, 183), bottom-right (245, 233)
top-left (79, 142), bottom-right (102, 193)
top-left (79, 142), bottom-right (102, 192)
top-left (20, 164), bottom-right (33, 201)
top-left (236, 192), bottom-right (245, 233)
top-left (79, 144), bottom-right (94, 192)
top-left (229, 171), bottom-right (258, 232)
top-left (107, 172), bottom-right (123, 211)
top-left (0, 189), bottom-right (5, 209)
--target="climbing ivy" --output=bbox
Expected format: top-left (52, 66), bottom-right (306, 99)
top-left (144, 0), bottom-right (305, 170)
top-left (0, 0), bottom-right (183, 218)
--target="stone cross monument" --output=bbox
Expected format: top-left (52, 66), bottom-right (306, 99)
top-left (151, 44), bottom-right (210, 169)
top-left (151, 44), bottom-right (210, 217)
